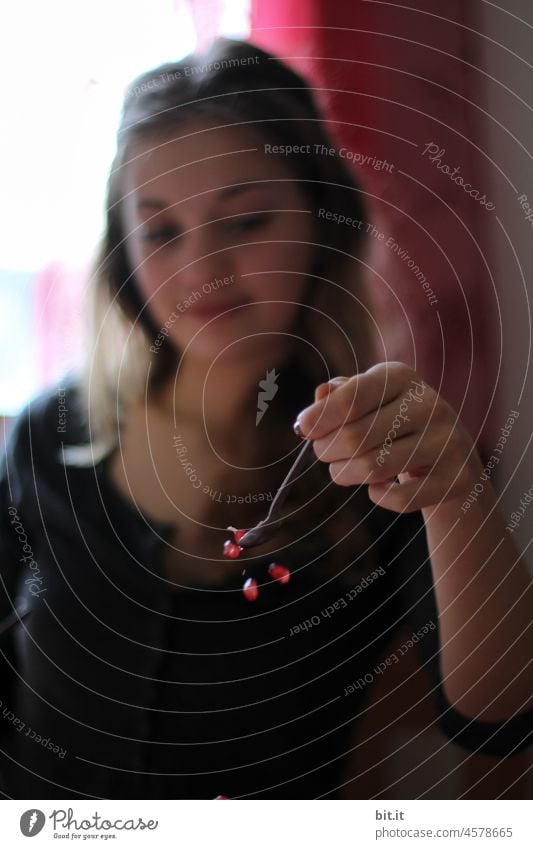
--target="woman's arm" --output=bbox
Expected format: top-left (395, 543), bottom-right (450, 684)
top-left (421, 468), bottom-right (533, 722)
top-left (294, 362), bottom-right (533, 723)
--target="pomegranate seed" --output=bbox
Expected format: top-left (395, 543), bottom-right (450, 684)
top-left (242, 577), bottom-right (259, 601)
top-left (214, 795), bottom-right (229, 800)
top-left (223, 540), bottom-right (242, 559)
top-left (226, 525), bottom-right (248, 544)
top-left (268, 562), bottom-right (291, 584)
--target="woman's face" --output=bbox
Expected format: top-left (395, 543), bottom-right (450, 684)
top-left (120, 119), bottom-right (317, 364)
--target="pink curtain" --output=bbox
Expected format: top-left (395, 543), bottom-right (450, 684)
top-left (32, 260), bottom-right (86, 387)
top-left (251, 0), bottom-right (497, 458)
top-left (32, 0), bottom-right (498, 458)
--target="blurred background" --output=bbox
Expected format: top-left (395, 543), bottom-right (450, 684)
top-left (0, 0), bottom-right (531, 799)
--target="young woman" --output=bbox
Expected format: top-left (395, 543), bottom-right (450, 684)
top-left (0, 38), bottom-right (531, 800)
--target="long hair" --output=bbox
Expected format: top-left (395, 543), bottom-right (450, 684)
top-left (80, 37), bottom-right (381, 580)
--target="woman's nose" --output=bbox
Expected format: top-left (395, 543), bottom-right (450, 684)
top-left (175, 228), bottom-right (234, 292)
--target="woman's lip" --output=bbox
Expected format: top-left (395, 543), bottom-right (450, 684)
top-left (185, 301), bottom-right (250, 318)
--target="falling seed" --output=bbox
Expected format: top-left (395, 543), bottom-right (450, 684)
top-left (268, 562), bottom-right (291, 584)
top-left (242, 577), bottom-right (259, 601)
top-left (223, 540), bottom-right (242, 559)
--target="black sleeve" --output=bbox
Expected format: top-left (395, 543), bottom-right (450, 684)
top-left (378, 507), bottom-right (533, 758)
top-left (0, 408), bottom-right (33, 743)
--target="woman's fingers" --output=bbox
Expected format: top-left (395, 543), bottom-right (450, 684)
top-left (300, 362), bottom-right (476, 512)
top-left (296, 362), bottom-right (426, 440)
top-left (326, 432), bottom-right (442, 487)
top-left (367, 462), bottom-right (472, 513)
top-left (313, 376), bottom-right (349, 402)
top-left (312, 397), bottom-right (420, 462)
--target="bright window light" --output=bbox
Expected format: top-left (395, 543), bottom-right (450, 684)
top-left (0, 0), bottom-right (250, 415)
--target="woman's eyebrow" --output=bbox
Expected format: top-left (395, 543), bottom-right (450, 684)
top-left (136, 182), bottom-right (272, 210)
top-left (218, 182), bottom-right (272, 200)
top-left (136, 199), bottom-right (167, 210)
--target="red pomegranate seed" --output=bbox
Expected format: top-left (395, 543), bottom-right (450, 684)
top-left (242, 577), bottom-right (259, 601)
top-left (214, 795), bottom-right (229, 800)
top-left (227, 526), bottom-right (248, 544)
top-left (268, 562), bottom-right (291, 584)
top-left (223, 540), bottom-right (242, 559)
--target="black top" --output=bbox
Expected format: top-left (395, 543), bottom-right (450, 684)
top-left (0, 382), bottom-right (532, 800)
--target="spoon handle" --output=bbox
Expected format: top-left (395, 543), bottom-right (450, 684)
top-left (237, 439), bottom-right (314, 548)
top-left (264, 438), bottom-right (314, 522)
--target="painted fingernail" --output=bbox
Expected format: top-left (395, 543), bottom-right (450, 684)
top-left (293, 418), bottom-right (304, 437)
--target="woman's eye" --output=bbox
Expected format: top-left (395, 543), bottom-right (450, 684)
top-left (141, 226), bottom-right (178, 244)
top-left (229, 214), bottom-right (270, 233)
top-left (139, 215), bottom-right (270, 243)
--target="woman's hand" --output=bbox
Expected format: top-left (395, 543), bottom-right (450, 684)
top-left (295, 362), bottom-right (533, 723)
top-left (294, 361), bottom-right (483, 513)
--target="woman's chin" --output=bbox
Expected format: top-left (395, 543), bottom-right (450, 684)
top-left (174, 326), bottom-right (284, 366)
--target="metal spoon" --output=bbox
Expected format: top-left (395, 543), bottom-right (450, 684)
top-left (236, 439), bottom-right (314, 548)
top-left (0, 603), bottom-right (31, 641)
